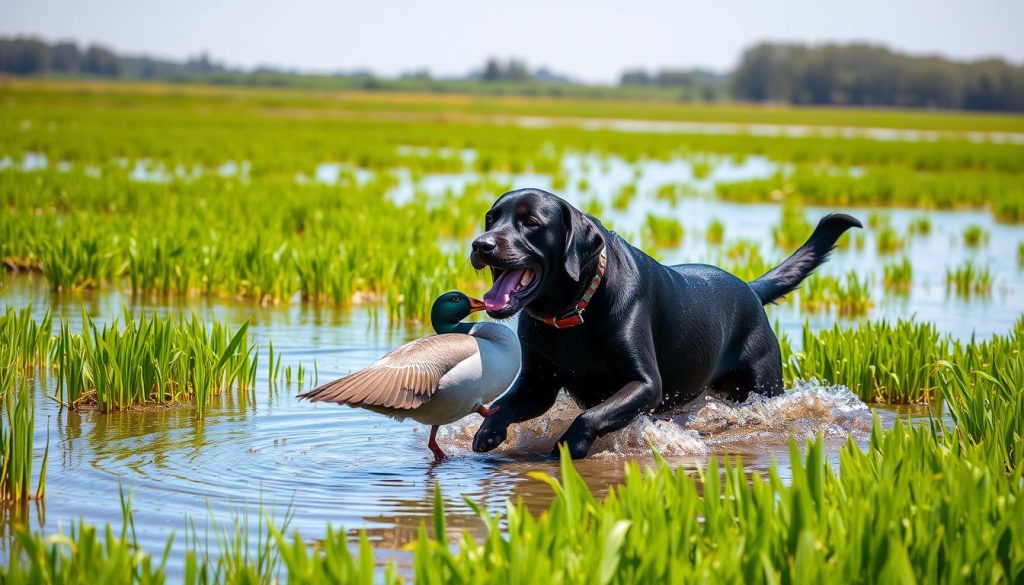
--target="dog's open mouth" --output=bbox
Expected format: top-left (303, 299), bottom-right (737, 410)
top-left (483, 267), bottom-right (539, 314)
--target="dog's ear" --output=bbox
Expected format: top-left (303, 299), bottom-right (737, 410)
top-left (561, 201), bottom-right (603, 282)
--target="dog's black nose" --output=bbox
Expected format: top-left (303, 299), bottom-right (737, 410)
top-left (472, 236), bottom-right (497, 254)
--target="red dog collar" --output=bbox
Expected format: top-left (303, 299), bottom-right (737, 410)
top-left (536, 247), bottom-right (607, 329)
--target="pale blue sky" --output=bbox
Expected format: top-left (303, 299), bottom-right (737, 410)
top-left (4, 0), bottom-right (1022, 83)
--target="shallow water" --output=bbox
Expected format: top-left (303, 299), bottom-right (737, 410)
top-left (2, 151), bottom-right (1023, 575)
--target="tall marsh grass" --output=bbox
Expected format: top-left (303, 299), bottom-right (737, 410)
top-left (0, 381), bottom-right (47, 502)
top-left (785, 319), bottom-right (949, 403)
top-left (54, 310), bottom-right (257, 415)
top-left (0, 306), bottom-right (53, 369)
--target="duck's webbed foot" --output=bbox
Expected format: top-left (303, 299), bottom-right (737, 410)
top-left (428, 425), bottom-right (448, 461)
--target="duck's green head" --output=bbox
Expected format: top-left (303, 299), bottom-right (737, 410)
top-left (431, 291), bottom-right (486, 334)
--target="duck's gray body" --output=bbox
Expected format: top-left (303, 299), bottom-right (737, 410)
top-left (300, 321), bottom-right (521, 425)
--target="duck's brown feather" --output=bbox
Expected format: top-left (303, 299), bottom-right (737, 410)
top-left (297, 334), bottom-right (479, 409)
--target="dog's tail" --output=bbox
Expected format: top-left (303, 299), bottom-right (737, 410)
top-left (748, 213), bottom-right (862, 305)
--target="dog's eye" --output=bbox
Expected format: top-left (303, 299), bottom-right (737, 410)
top-left (522, 217), bottom-right (541, 228)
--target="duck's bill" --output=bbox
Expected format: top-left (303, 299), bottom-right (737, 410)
top-left (468, 297), bottom-right (487, 312)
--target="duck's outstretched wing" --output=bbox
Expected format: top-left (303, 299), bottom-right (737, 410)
top-left (297, 334), bottom-right (478, 409)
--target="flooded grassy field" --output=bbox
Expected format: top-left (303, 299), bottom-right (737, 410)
top-left (1, 81), bottom-right (1023, 580)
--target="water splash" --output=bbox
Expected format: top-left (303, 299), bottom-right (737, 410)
top-left (437, 379), bottom-right (871, 458)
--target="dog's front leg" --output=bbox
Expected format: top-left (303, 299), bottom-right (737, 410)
top-left (473, 356), bottom-right (562, 453)
top-left (554, 376), bottom-right (662, 459)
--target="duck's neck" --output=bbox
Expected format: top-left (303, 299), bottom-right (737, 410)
top-left (433, 321), bottom-right (475, 335)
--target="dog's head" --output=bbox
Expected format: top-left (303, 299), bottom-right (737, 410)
top-left (470, 188), bottom-right (604, 319)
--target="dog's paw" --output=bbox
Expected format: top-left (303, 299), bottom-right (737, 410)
top-left (472, 420), bottom-right (508, 453)
top-left (551, 420), bottom-right (596, 459)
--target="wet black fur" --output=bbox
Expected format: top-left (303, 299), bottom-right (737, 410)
top-left (469, 188), bottom-right (862, 459)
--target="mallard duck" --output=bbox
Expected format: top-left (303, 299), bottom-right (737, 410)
top-left (298, 291), bottom-right (521, 461)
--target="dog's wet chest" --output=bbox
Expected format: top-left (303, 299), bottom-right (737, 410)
top-left (535, 333), bottom-right (628, 404)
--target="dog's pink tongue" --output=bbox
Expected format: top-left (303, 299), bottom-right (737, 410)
top-left (484, 269), bottom-right (526, 311)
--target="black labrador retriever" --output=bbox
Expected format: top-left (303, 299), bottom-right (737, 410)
top-left (469, 188), bottom-right (861, 459)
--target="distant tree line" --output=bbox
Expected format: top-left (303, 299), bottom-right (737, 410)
top-left (731, 42), bottom-right (1024, 111)
top-left (0, 38), bottom-right (120, 75)
top-left (1, 37), bottom-right (1021, 111)
top-left (0, 37), bottom-right (227, 79)
top-left (619, 68), bottom-right (728, 101)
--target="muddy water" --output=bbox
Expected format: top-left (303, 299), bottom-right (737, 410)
top-left (2, 158), bottom-right (1023, 575)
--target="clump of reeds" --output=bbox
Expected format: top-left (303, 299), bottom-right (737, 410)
top-left (946, 261), bottom-right (993, 296)
top-left (0, 381), bottom-right (47, 502)
top-left (800, 272), bottom-right (872, 316)
top-left (771, 202), bottom-right (812, 249)
top-left (654, 182), bottom-right (684, 205)
top-left (908, 215), bottom-right (932, 236)
top-left (718, 239), bottom-right (774, 282)
top-left (875, 225), bottom-right (905, 254)
top-left (867, 211), bottom-right (891, 229)
top-left (0, 306), bottom-right (53, 369)
top-left (962, 224), bottom-right (989, 248)
top-left (785, 319), bottom-right (949, 403)
top-left (882, 257), bottom-right (913, 293)
top-left (54, 310), bottom-right (257, 415)
top-left (643, 214), bottom-right (684, 248)
top-left (705, 218), bottom-right (724, 245)
top-left (39, 232), bottom-right (123, 292)
top-left (691, 158), bottom-right (712, 179)
top-left (936, 317), bottom-right (1024, 471)
top-left (611, 182), bottom-right (638, 210)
